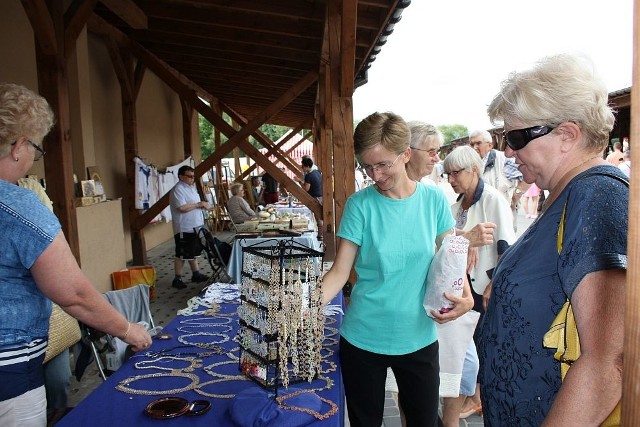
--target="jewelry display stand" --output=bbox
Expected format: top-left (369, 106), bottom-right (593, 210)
top-left (238, 239), bottom-right (325, 395)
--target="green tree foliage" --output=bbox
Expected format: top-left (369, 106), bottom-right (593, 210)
top-left (257, 124), bottom-right (291, 144)
top-left (199, 115), bottom-right (294, 159)
top-left (438, 124), bottom-right (469, 144)
top-left (199, 115), bottom-right (215, 158)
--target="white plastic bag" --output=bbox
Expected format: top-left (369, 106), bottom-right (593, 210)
top-left (423, 233), bottom-right (469, 318)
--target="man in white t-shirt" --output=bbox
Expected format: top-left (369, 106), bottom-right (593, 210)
top-left (169, 166), bottom-right (209, 289)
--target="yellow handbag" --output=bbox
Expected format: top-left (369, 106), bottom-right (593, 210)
top-left (543, 183), bottom-right (622, 426)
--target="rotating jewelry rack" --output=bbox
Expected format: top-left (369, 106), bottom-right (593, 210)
top-left (238, 238), bottom-right (325, 395)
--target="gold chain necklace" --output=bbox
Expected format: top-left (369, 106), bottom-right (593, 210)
top-left (275, 389), bottom-right (339, 420)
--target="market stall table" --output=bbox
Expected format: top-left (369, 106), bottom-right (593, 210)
top-left (266, 202), bottom-right (317, 229)
top-left (58, 286), bottom-right (344, 427)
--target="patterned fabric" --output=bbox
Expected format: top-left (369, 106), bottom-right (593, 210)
top-left (478, 166), bottom-right (628, 425)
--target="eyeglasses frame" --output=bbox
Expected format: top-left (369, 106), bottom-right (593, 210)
top-left (361, 152), bottom-right (404, 175)
top-left (411, 146), bottom-right (441, 157)
top-left (446, 168), bottom-right (467, 178)
top-left (27, 140), bottom-right (46, 161)
top-left (11, 138), bottom-right (46, 161)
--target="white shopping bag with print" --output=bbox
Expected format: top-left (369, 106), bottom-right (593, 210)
top-left (424, 233), bottom-right (469, 318)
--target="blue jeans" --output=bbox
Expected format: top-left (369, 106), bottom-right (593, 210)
top-left (43, 349), bottom-right (71, 409)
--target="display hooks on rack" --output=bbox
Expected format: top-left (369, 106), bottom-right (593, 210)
top-left (237, 238), bottom-right (325, 396)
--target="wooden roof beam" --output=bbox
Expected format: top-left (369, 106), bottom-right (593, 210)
top-left (239, 120), bottom-right (312, 178)
top-left (124, 36), bottom-right (320, 226)
top-left (100, 0), bottom-right (148, 29)
top-left (20, 0), bottom-right (58, 54)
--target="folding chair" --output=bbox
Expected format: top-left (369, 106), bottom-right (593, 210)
top-left (80, 284), bottom-right (157, 380)
top-left (196, 227), bottom-right (233, 283)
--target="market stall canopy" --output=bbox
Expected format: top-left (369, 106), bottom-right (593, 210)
top-left (92, 0), bottom-right (410, 127)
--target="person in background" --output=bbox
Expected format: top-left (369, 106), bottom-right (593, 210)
top-left (468, 130), bottom-right (529, 229)
top-left (301, 157), bottom-right (323, 237)
top-left (261, 172), bottom-right (279, 204)
top-left (405, 124), bottom-right (496, 426)
top-left (301, 154), bottom-right (318, 180)
top-left (169, 165), bottom-right (209, 289)
top-left (520, 182), bottom-right (541, 219)
top-left (618, 149), bottom-right (631, 178)
top-left (226, 183), bottom-right (257, 223)
top-left (250, 176), bottom-right (264, 208)
top-left (441, 146), bottom-right (516, 425)
top-left (320, 111), bottom-right (475, 427)
top-left (480, 53), bottom-right (626, 425)
top-left (301, 157), bottom-right (322, 203)
top-left (606, 140), bottom-right (624, 165)
top-left (0, 82), bottom-right (151, 427)
top-left (406, 121), bottom-right (443, 185)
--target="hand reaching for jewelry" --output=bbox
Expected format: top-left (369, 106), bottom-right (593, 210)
top-left (463, 222), bottom-right (496, 247)
top-left (125, 322), bottom-right (152, 352)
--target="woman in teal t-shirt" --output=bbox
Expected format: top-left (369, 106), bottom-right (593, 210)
top-left (321, 112), bottom-right (474, 426)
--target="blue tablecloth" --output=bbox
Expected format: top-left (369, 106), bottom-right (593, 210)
top-left (58, 294), bottom-right (344, 427)
top-left (227, 235), bottom-right (320, 284)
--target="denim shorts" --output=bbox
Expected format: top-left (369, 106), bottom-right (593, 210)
top-left (460, 340), bottom-right (479, 396)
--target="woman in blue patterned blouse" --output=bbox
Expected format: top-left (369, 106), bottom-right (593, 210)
top-left (478, 54), bottom-right (627, 425)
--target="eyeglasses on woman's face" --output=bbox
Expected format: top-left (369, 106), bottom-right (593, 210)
top-left (27, 140), bottom-right (45, 161)
top-left (361, 153), bottom-right (403, 175)
top-left (445, 168), bottom-right (467, 179)
top-left (503, 125), bottom-right (555, 151)
top-left (11, 139), bottom-right (45, 161)
top-left (411, 146), bottom-right (441, 157)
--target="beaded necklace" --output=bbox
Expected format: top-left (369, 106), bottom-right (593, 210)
top-left (116, 372), bottom-right (199, 396)
top-left (275, 389), bottom-right (338, 420)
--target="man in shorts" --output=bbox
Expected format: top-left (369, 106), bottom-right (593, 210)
top-left (169, 166), bottom-right (209, 289)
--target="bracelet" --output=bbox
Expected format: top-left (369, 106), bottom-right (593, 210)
top-left (121, 322), bottom-right (132, 341)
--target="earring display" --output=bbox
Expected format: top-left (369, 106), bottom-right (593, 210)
top-left (238, 239), bottom-right (325, 393)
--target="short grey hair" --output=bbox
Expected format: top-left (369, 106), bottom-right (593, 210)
top-left (443, 145), bottom-right (484, 175)
top-left (468, 129), bottom-right (492, 143)
top-left (230, 182), bottom-right (244, 195)
top-left (407, 121), bottom-right (443, 148)
top-left (487, 53), bottom-right (614, 153)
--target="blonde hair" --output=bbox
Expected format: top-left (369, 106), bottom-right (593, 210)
top-left (0, 83), bottom-right (54, 158)
top-left (354, 112), bottom-right (410, 156)
top-left (488, 53), bottom-right (614, 152)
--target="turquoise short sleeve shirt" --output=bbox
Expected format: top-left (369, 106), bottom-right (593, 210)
top-left (337, 184), bottom-right (455, 354)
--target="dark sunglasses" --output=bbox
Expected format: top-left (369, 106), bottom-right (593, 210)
top-left (503, 126), bottom-right (555, 151)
